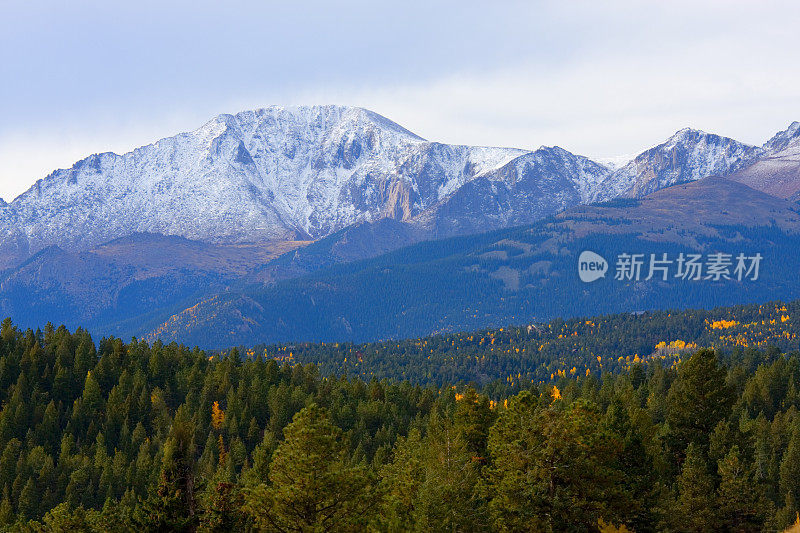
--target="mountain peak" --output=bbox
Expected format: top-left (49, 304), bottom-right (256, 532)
top-left (216, 105), bottom-right (426, 142)
top-left (672, 126), bottom-right (701, 135)
top-left (662, 127), bottom-right (712, 147)
top-left (591, 126), bottom-right (761, 201)
top-left (764, 121), bottom-right (800, 153)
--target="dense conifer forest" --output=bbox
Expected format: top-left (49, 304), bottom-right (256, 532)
top-left (1, 300), bottom-right (800, 530)
top-left (244, 299), bottom-right (800, 388)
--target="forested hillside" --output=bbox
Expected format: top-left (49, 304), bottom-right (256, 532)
top-left (148, 178), bottom-right (800, 348)
top-left (0, 314), bottom-right (800, 530)
top-left (244, 299), bottom-right (800, 388)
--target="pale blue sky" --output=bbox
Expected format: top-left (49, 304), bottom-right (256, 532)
top-left (1, 0), bottom-right (799, 200)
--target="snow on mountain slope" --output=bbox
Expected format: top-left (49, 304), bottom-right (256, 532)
top-left (729, 122), bottom-right (800, 201)
top-left (0, 106), bottom-right (526, 266)
top-left (594, 153), bottom-right (636, 171)
top-left (764, 121), bottom-right (800, 153)
top-left (592, 128), bottom-right (762, 201)
top-left (415, 146), bottom-right (612, 237)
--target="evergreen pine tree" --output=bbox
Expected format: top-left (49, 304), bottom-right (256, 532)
top-left (487, 394), bottom-right (628, 531)
top-left (453, 387), bottom-right (495, 461)
top-left (17, 477), bottom-right (38, 520)
top-left (666, 349), bottom-right (734, 462)
top-left (378, 429), bottom-right (425, 532)
top-left (672, 442), bottom-right (717, 532)
top-left (413, 412), bottom-right (487, 532)
top-left (242, 404), bottom-right (376, 532)
top-left (136, 407), bottom-right (198, 532)
top-left (717, 445), bottom-right (768, 532)
top-left (781, 425), bottom-right (800, 507)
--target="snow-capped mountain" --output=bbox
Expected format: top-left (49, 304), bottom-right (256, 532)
top-left (764, 121), bottom-right (800, 153)
top-left (592, 128), bottom-right (762, 201)
top-left (0, 106), bottom-right (529, 266)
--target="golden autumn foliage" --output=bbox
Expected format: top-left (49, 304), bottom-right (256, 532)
top-left (216, 299), bottom-right (799, 391)
top-left (785, 512), bottom-right (800, 533)
top-left (211, 401), bottom-right (225, 430)
top-left (655, 339), bottom-right (698, 353)
top-left (598, 518), bottom-right (633, 532)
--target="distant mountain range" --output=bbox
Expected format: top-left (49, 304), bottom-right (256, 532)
top-left (1, 106), bottom-right (799, 345)
top-left (3, 106), bottom-right (798, 266)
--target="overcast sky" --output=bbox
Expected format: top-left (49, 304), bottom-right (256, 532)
top-left (1, 0), bottom-right (799, 201)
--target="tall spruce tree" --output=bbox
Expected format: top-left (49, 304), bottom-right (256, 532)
top-left (671, 442), bottom-right (717, 532)
top-left (242, 404), bottom-right (376, 532)
top-left (136, 406), bottom-right (198, 532)
top-left (487, 393), bottom-right (629, 532)
top-left (716, 445), bottom-right (768, 532)
top-left (666, 349), bottom-right (735, 462)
